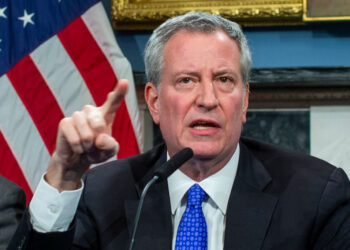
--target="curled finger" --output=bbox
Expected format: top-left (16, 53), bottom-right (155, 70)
top-left (58, 117), bottom-right (84, 155)
top-left (85, 106), bottom-right (107, 134)
top-left (72, 111), bottom-right (95, 151)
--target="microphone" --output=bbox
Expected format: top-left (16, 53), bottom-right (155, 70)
top-left (128, 147), bottom-right (193, 250)
top-left (153, 147), bottom-right (193, 181)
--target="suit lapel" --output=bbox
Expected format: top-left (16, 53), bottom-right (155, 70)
top-left (224, 142), bottom-right (278, 250)
top-left (124, 141), bottom-right (278, 250)
top-left (125, 148), bottom-right (173, 250)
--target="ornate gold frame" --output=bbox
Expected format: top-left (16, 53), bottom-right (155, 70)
top-left (112, 0), bottom-right (303, 30)
top-left (303, 0), bottom-right (350, 22)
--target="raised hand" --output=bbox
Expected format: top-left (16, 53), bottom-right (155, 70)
top-left (45, 80), bottom-right (129, 192)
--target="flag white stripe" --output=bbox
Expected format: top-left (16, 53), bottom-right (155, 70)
top-left (82, 3), bottom-right (143, 151)
top-left (0, 75), bottom-right (51, 190)
top-left (30, 35), bottom-right (96, 117)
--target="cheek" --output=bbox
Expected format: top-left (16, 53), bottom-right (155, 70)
top-left (159, 96), bottom-right (184, 126)
top-left (168, 92), bottom-right (190, 110)
top-left (220, 96), bottom-right (246, 124)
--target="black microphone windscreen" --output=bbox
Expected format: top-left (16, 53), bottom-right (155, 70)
top-left (154, 147), bottom-right (193, 181)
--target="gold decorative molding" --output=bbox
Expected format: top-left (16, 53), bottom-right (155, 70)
top-left (112, 0), bottom-right (303, 30)
top-left (303, 0), bottom-right (350, 22)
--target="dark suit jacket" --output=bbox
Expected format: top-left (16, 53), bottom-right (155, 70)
top-left (8, 138), bottom-right (350, 250)
top-left (0, 175), bottom-right (26, 250)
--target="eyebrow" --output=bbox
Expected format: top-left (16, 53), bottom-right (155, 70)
top-left (212, 70), bottom-right (239, 78)
top-left (173, 71), bottom-right (201, 78)
top-left (172, 69), bottom-right (240, 79)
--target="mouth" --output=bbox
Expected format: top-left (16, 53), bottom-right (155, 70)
top-left (189, 119), bottom-right (220, 130)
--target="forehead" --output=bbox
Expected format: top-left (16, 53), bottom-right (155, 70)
top-left (165, 29), bottom-right (238, 51)
top-left (162, 30), bottom-right (241, 72)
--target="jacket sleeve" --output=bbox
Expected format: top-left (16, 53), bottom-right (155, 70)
top-left (0, 178), bottom-right (26, 249)
top-left (7, 181), bottom-right (98, 250)
top-left (313, 168), bottom-right (350, 250)
top-left (7, 209), bottom-right (75, 250)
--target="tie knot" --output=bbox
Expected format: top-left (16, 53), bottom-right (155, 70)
top-left (187, 184), bottom-right (207, 207)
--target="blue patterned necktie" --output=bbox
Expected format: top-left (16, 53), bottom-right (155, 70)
top-left (175, 184), bottom-right (208, 250)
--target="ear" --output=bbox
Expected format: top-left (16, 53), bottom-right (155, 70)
top-left (242, 83), bottom-right (250, 124)
top-left (145, 82), bottom-right (160, 124)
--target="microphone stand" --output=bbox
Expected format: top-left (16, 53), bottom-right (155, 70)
top-left (128, 175), bottom-right (159, 250)
top-left (128, 147), bottom-right (193, 250)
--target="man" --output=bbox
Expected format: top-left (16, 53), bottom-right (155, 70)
top-left (9, 12), bottom-right (350, 250)
top-left (0, 175), bottom-right (25, 249)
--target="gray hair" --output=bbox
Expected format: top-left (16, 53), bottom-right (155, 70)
top-left (144, 11), bottom-right (252, 87)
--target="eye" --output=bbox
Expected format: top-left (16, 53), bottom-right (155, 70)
top-left (175, 76), bottom-right (196, 90)
top-left (180, 77), bottom-right (192, 84)
top-left (214, 76), bottom-right (235, 92)
top-left (219, 76), bottom-right (232, 83)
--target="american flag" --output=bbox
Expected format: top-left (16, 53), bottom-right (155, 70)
top-left (0, 0), bottom-right (142, 203)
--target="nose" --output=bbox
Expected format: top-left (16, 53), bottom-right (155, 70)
top-left (195, 80), bottom-right (219, 110)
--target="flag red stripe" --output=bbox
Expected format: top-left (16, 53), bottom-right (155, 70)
top-left (113, 102), bottom-right (140, 157)
top-left (58, 17), bottom-right (139, 158)
top-left (58, 17), bottom-right (115, 106)
top-left (6, 56), bottom-right (64, 154)
top-left (0, 132), bottom-right (33, 204)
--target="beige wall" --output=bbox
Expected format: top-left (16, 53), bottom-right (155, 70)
top-left (311, 106), bottom-right (350, 177)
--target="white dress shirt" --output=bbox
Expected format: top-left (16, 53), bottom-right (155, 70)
top-left (30, 175), bottom-right (83, 232)
top-left (168, 145), bottom-right (239, 250)
top-left (30, 145), bottom-right (239, 250)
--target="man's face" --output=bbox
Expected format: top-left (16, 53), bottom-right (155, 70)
top-left (147, 30), bottom-right (249, 164)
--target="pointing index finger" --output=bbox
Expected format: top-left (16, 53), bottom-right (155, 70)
top-left (102, 79), bottom-right (129, 121)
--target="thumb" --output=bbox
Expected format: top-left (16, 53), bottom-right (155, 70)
top-left (95, 133), bottom-right (119, 153)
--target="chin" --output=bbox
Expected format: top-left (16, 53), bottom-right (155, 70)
top-left (186, 139), bottom-right (237, 160)
top-left (190, 144), bottom-right (223, 159)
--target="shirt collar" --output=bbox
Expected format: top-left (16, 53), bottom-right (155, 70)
top-left (167, 145), bottom-right (240, 215)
